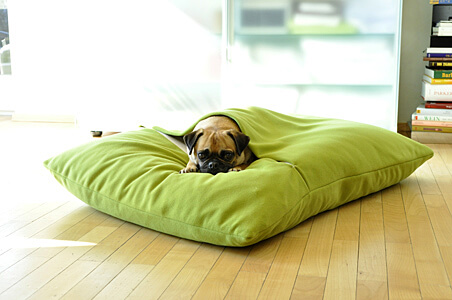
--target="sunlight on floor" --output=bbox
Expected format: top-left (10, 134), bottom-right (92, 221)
top-left (1, 121), bottom-right (93, 206)
top-left (0, 237), bottom-right (96, 249)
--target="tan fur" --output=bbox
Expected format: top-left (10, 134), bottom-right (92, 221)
top-left (180, 116), bottom-right (255, 174)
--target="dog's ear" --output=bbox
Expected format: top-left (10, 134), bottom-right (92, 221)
top-left (183, 129), bottom-right (204, 155)
top-left (227, 130), bottom-right (250, 156)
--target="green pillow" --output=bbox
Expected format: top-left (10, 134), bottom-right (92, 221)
top-left (44, 107), bottom-right (433, 246)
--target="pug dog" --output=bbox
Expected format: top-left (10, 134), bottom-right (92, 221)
top-left (180, 116), bottom-right (255, 175)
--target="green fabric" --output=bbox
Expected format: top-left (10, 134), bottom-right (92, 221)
top-left (44, 107), bottom-right (433, 246)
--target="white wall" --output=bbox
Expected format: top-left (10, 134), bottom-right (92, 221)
top-left (398, 0), bottom-right (432, 124)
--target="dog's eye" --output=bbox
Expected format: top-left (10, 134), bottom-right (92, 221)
top-left (223, 152), bottom-right (234, 161)
top-left (198, 151), bottom-right (209, 160)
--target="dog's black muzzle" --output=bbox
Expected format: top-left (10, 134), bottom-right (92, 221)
top-left (199, 159), bottom-right (233, 175)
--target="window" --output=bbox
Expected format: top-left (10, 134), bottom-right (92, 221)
top-left (0, 0), bottom-right (11, 75)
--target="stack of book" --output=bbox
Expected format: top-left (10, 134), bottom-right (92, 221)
top-left (415, 49), bottom-right (452, 141)
top-left (432, 20), bottom-right (452, 36)
top-left (430, 0), bottom-right (452, 4)
top-left (412, 4), bottom-right (452, 142)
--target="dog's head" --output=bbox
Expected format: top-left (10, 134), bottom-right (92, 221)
top-left (183, 128), bottom-right (250, 175)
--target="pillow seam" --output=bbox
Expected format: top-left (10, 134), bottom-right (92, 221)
top-left (293, 153), bottom-right (432, 194)
top-left (44, 152), bottom-right (432, 241)
top-left (252, 154), bottom-right (433, 237)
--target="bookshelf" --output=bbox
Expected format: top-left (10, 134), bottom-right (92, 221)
top-left (412, 2), bottom-right (452, 143)
top-left (221, 0), bottom-right (403, 132)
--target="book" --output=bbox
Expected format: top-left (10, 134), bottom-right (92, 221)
top-left (432, 27), bottom-right (452, 36)
top-left (425, 101), bottom-right (452, 108)
top-left (412, 120), bottom-right (452, 127)
top-left (412, 125), bottom-right (452, 133)
top-left (423, 74), bottom-right (452, 84)
top-left (430, 0), bottom-right (452, 4)
top-left (411, 131), bottom-right (452, 143)
top-left (416, 104), bottom-right (452, 116)
top-left (422, 80), bottom-right (452, 101)
top-left (426, 53), bottom-right (452, 57)
top-left (427, 61), bottom-right (452, 67)
top-left (431, 28), bottom-right (452, 37)
top-left (412, 112), bottom-right (452, 121)
top-left (436, 21), bottom-right (452, 27)
top-left (425, 67), bottom-right (452, 78)
top-left (438, 27), bottom-right (452, 36)
top-left (423, 57), bottom-right (452, 61)
top-left (426, 47), bottom-right (452, 53)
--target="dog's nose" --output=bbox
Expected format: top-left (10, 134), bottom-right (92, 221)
top-left (208, 161), bottom-right (218, 170)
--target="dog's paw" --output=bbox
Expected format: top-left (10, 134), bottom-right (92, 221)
top-left (179, 166), bottom-right (199, 174)
top-left (228, 163), bottom-right (251, 173)
top-left (228, 166), bottom-right (244, 172)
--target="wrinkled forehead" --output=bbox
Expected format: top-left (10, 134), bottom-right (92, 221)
top-left (196, 131), bottom-right (235, 152)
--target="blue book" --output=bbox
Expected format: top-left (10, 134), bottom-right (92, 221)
top-left (427, 53), bottom-right (452, 58)
top-left (430, 0), bottom-right (452, 4)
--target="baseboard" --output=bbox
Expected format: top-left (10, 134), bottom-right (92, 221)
top-left (12, 113), bottom-right (76, 123)
top-left (397, 122), bottom-right (411, 139)
top-left (0, 110), bottom-right (14, 116)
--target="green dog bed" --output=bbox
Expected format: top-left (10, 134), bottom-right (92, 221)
top-left (44, 107), bottom-right (433, 247)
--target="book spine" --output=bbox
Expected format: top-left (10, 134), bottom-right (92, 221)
top-left (427, 53), bottom-right (452, 57)
top-left (412, 113), bottom-right (452, 121)
top-left (426, 47), bottom-right (452, 53)
top-left (438, 27), bottom-right (452, 36)
top-left (423, 57), bottom-right (452, 61)
top-left (430, 0), bottom-right (452, 4)
top-left (412, 126), bottom-right (452, 133)
top-left (425, 102), bottom-right (452, 109)
top-left (416, 106), bottom-right (452, 116)
top-left (425, 68), bottom-right (452, 78)
top-left (428, 61), bottom-right (452, 67)
top-left (422, 81), bottom-right (452, 101)
top-left (412, 120), bottom-right (452, 127)
top-left (423, 75), bottom-right (452, 84)
top-left (438, 32), bottom-right (452, 37)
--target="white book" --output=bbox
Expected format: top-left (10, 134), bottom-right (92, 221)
top-left (412, 112), bottom-right (452, 121)
top-left (421, 80), bottom-right (452, 101)
top-left (438, 27), bottom-right (452, 36)
top-left (426, 47), bottom-right (452, 53)
top-left (411, 131), bottom-right (452, 144)
top-left (416, 104), bottom-right (452, 116)
top-left (437, 21), bottom-right (452, 27)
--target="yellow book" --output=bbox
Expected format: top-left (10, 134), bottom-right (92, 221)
top-left (412, 125), bottom-right (452, 133)
top-left (423, 74), bottom-right (452, 84)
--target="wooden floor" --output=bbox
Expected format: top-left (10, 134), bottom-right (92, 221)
top-left (1, 119), bottom-right (452, 300)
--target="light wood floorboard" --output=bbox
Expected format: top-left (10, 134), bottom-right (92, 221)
top-left (1, 120), bottom-right (452, 299)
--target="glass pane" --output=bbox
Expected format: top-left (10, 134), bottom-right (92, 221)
top-left (135, 0), bottom-right (224, 129)
top-left (0, 0), bottom-right (11, 75)
top-left (226, 0), bottom-right (400, 131)
top-left (234, 0), bottom-right (398, 35)
top-left (76, 0), bottom-right (223, 131)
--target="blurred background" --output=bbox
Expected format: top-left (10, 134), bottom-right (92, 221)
top-left (0, 0), bottom-right (430, 132)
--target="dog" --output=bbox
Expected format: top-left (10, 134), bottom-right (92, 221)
top-left (180, 116), bottom-right (255, 175)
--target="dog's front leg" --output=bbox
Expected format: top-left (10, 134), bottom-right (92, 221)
top-left (180, 161), bottom-right (199, 173)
